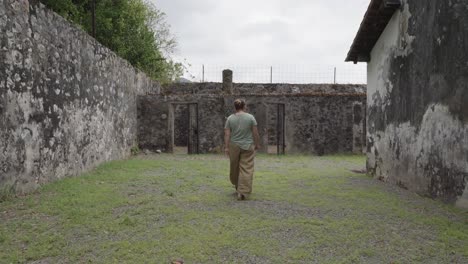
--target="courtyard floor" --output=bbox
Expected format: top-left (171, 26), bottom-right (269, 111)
top-left (0, 154), bottom-right (467, 263)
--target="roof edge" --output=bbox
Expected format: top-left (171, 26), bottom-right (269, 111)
top-left (345, 0), bottom-right (401, 64)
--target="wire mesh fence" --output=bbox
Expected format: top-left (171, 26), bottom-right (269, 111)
top-left (182, 64), bottom-right (366, 84)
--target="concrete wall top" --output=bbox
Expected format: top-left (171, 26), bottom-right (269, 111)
top-left (161, 83), bottom-right (366, 97)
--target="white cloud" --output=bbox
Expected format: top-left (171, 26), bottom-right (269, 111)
top-left (150, 0), bottom-right (370, 83)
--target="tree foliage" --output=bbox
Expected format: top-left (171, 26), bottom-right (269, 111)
top-left (40, 0), bottom-right (182, 83)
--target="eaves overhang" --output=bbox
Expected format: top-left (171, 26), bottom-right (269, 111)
top-left (345, 0), bottom-right (401, 64)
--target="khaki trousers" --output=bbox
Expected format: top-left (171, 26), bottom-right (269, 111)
top-left (229, 144), bottom-right (255, 195)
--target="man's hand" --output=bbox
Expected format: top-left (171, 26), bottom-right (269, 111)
top-left (224, 128), bottom-right (231, 158)
top-left (252, 126), bottom-right (260, 151)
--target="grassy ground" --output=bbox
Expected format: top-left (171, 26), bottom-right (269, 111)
top-left (0, 154), bottom-right (467, 263)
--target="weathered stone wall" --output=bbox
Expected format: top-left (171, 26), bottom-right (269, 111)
top-left (266, 104), bottom-right (278, 146)
top-left (0, 0), bottom-right (159, 193)
top-left (137, 96), bottom-right (171, 152)
top-left (138, 83), bottom-right (366, 155)
top-left (366, 0), bottom-right (468, 207)
top-left (138, 94), bottom-right (224, 153)
top-left (226, 95), bottom-right (366, 155)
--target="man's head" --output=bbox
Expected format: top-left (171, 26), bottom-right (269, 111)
top-left (234, 99), bottom-right (246, 111)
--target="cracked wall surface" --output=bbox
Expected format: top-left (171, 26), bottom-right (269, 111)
top-left (366, 0), bottom-right (468, 207)
top-left (138, 83), bottom-right (366, 155)
top-left (0, 0), bottom-right (159, 193)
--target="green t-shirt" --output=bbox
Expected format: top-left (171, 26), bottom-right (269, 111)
top-left (224, 113), bottom-right (258, 150)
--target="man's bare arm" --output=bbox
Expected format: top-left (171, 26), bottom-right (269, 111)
top-left (224, 128), bottom-right (231, 155)
top-left (252, 125), bottom-right (260, 150)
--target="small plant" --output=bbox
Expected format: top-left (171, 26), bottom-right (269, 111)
top-left (120, 216), bottom-right (137, 227)
top-left (163, 190), bottom-right (174, 197)
top-left (0, 186), bottom-right (15, 202)
top-left (130, 145), bottom-right (140, 156)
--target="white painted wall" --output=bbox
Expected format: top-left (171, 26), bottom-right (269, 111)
top-left (365, 1), bottom-right (468, 207)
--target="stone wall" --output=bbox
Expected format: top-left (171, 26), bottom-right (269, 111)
top-left (366, 0), bottom-right (468, 207)
top-left (0, 0), bottom-right (159, 193)
top-left (138, 83), bottom-right (366, 155)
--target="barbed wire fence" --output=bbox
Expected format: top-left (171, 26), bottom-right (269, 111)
top-left (182, 64), bottom-right (367, 84)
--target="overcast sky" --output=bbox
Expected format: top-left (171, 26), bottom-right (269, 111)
top-left (149, 0), bottom-right (370, 83)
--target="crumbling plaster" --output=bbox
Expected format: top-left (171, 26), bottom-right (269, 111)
top-left (366, 0), bottom-right (468, 206)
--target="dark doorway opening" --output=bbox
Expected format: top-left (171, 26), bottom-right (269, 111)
top-left (172, 103), bottom-right (199, 154)
top-left (266, 104), bottom-right (285, 155)
top-left (173, 104), bottom-right (189, 154)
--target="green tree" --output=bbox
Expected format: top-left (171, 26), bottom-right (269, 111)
top-left (40, 0), bottom-right (182, 83)
top-left (39, 0), bottom-right (89, 27)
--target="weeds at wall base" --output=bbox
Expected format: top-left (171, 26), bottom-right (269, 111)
top-left (131, 146), bottom-right (140, 156)
top-left (0, 186), bottom-right (16, 203)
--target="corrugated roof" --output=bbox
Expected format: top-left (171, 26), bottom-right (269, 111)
top-left (345, 0), bottom-right (401, 63)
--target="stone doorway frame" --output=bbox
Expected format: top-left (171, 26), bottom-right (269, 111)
top-left (169, 103), bottom-right (199, 154)
top-left (264, 103), bottom-right (286, 155)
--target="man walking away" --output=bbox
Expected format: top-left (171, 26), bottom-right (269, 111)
top-left (224, 99), bottom-right (260, 200)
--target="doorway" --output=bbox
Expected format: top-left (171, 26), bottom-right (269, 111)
top-left (266, 103), bottom-right (285, 155)
top-left (172, 103), bottom-right (199, 154)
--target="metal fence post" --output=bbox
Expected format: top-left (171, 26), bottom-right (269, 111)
top-left (334, 67), bottom-right (337, 84)
top-left (270, 66), bottom-right (273, 83)
top-left (202, 64), bottom-right (205, 82)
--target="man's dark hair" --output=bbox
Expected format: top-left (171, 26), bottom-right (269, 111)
top-left (234, 99), bottom-right (246, 110)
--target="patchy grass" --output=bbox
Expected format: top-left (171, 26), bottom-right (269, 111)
top-left (0, 154), bottom-right (467, 263)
